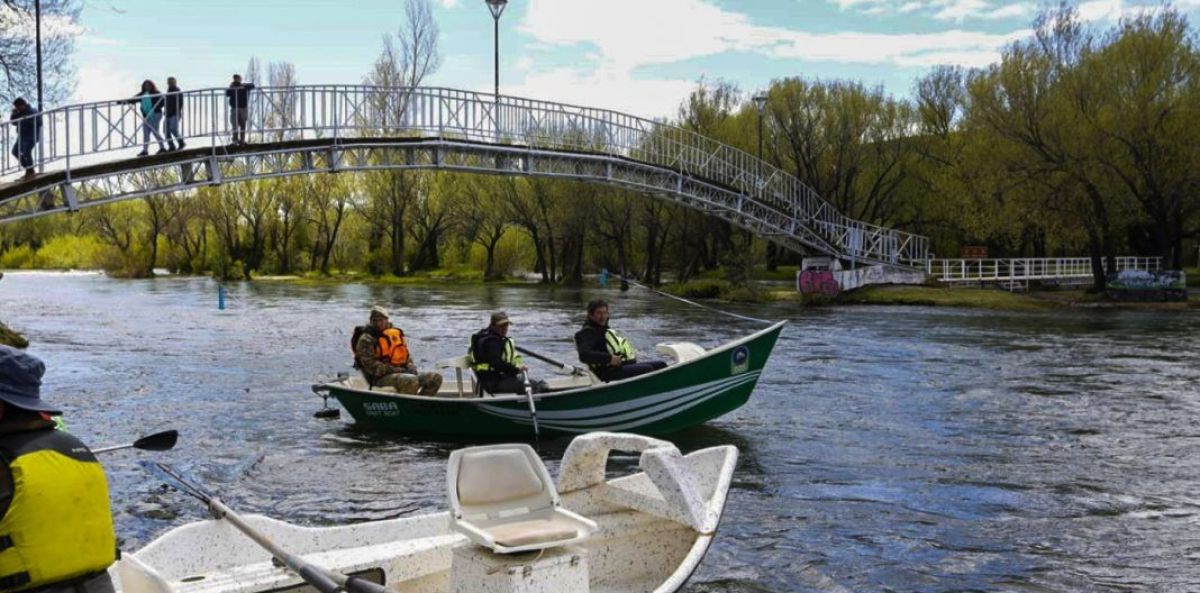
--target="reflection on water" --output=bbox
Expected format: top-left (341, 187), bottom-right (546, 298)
top-left (2, 272), bottom-right (1199, 592)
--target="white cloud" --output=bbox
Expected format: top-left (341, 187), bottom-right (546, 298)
top-left (501, 67), bottom-right (696, 120)
top-left (437, 0), bottom-right (460, 8)
top-left (519, 0), bottom-right (1023, 70)
top-left (75, 57), bottom-right (140, 104)
top-left (1078, 0), bottom-right (1123, 22)
top-left (827, 0), bottom-right (1034, 21)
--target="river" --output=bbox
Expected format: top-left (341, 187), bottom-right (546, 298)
top-left (1, 272), bottom-right (1198, 592)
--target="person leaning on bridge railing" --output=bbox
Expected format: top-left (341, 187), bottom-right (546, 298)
top-left (124, 80), bottom-right (168, 157)
top-left (8, 98), bottom-right (41, 180)
top-left (163, 77), bottom-right (185, 152)
top-left (225, 74), bottom-right (256, 147)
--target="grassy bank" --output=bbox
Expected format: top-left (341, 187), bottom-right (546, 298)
top-left (838, 284), bottom-right (1198, 311)
top-left (837, 285), bottom-right (1061, 311)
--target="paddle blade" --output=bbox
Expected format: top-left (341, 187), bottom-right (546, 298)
top-left (134, 429), bottom-right (179, 452)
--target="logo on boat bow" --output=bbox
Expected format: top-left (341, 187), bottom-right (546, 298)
top-left (730, 346), bottom-right (750, 375)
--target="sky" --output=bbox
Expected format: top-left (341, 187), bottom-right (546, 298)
top-left (71, 0), bottom-right (1200, 119)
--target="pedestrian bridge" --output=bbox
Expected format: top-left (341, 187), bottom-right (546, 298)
top-left (0, 85), bottom-right (928, 267)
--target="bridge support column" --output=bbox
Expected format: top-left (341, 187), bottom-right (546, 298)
top-left (62, 185), bottom-right (78, 212)
top-left (207, 156), bottom-right (223, 185)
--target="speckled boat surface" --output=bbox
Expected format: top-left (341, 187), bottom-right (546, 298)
top-left (113, 432), bottom-right (738, 593)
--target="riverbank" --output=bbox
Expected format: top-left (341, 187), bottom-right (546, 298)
top-left (838, 284), bottom-right (1198, 311)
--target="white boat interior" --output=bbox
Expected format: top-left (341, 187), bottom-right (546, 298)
top-left (113, 432), bottom-right (738, 593)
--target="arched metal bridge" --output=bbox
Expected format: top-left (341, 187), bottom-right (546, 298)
top-left (0, 86), bottom-right (928, 266)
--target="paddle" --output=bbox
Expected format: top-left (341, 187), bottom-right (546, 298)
top-left (515, 345), bottom-right (586, 376)
top-left (144, 462), bottom-right (390, 593)
top-left (92, 430), bottom-right (179, 454)
top-left (521, 372), bottom-right (541, 439)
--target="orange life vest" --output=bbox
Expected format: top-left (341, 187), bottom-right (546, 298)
top-left (375, 327), bottom-right (409, 366)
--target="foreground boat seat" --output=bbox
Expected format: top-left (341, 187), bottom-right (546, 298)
top-left (654, 342), bottom-right (706, 364)
top-left (448, 444), bottom-right (597, 554)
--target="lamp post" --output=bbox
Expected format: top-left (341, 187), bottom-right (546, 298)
top-left (485, 0), bottom-right (507, 100)
top-left (753, 92), bottom-right (776, 271)
top-left (35, 0), bottom-right (43, 112)
top-left (752, 93), bottom-right (768, 191)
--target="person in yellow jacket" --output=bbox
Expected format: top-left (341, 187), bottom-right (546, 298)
top-left (353, 306), bottom-right (442, 395)
top-left (0, 345), bottom-right (117, 593)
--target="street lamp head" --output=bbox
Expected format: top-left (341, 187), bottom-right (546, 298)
top-left (753, 93), bottom-right (768, 113)
top-left (486, 0), bottom-right (508, 19)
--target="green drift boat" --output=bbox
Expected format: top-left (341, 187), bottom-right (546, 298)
top-left (312, 321), bottom-right (785, 438)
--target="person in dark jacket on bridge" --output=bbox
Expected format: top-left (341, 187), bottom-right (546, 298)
top-left (163, 77), bottom-right (185, 151)
top-left (575, 299), bottom-right (667, 382)
top-left (225, 74), bottom-right (256, 146)
top-left (8, 98), bottom-right (41, 179)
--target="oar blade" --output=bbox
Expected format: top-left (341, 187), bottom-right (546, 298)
top-left (134, 429), bottom-right (179, 452)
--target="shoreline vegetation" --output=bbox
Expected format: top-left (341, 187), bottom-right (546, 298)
top-left (2, 267), bottom-right (1195, 323)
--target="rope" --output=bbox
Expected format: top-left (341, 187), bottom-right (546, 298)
top-left (615, 274), bottom-right (777, 325)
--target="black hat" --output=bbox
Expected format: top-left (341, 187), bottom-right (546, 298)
top-left (0, 345), bottom-right (62, 415)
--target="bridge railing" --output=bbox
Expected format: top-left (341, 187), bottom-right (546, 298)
top-left (927, 257), bottom-right (1162, 282)
top-left (1, 85), bottom-right (928, 265)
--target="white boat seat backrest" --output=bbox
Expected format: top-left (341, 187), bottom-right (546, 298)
top-left (447, 444), bottom-right (597, 554)
top-left (557, 431), bottom-right (710, 532)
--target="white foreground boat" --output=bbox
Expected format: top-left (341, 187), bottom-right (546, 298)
top-left (113, 432), bottom-right (738, 593)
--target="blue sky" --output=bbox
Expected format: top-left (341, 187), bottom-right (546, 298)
top-left (72, 0), bottom-right (1200, 118)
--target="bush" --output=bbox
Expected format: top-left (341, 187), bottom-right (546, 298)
top-left (0, 245), bottom-right (37, 269)
top-left (662, 279), bottom-right (729, 299)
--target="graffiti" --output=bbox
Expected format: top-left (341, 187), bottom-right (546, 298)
top-left (798, 270), bottom-right (840, 296)
top-left (1106, 270), bottom-right (1188, 302)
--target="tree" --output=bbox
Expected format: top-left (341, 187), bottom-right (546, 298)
top-left (0, 0), bottom-right (79, 105)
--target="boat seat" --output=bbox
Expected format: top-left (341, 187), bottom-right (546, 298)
top-left (434, 355), bottom-right (480, 398)
top-left (447, 444), bottom-right (596, 554)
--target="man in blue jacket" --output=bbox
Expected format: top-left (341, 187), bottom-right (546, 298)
top-left (224, 74), bottom-right (256, 146)
top-left (8, 98), bottom-right (41, 180)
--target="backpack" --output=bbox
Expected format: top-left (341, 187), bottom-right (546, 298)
top-left (350, 325), bottom-right (368, 369)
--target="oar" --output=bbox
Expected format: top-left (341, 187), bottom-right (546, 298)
top-left (515, 345), bottom-right (586, 376)
top-left (144, 462), bottom-right (390, 593)
top-left (521, 373), bottom-right (541, 439)
top-left (92, 430), bottom-right (179, 454)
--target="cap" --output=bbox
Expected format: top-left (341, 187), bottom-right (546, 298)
top-left (369, 305), bottom-right (389, 319)
top-left (0, 345), bottom-right (62, 415)
top-left (490, 311), bottom-right (511, 326)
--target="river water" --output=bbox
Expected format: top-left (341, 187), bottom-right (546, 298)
top-left (1, 272), bottom-right (1198, 592)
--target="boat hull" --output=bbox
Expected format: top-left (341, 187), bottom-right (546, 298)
top-left (324, 322), bottom-right (785, 437)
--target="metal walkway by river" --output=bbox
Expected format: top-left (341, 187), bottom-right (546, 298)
top-left (0, 85), bottom-right (927, 267)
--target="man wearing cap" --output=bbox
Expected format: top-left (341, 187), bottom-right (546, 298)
top-left (575, 299), bottom-right (667, 382)
top-left (0, 345), bottom-right (118, 593)
top-left (353, 306), bottom-right (443, 396)
top-left (468, 312), bottom-right (549, 395)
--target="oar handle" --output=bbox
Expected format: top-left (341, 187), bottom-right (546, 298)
top-left (515, 346), bottom-right (584, 375)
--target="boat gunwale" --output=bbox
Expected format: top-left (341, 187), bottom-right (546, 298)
top-left (320, 320), bottom-right (787, 406)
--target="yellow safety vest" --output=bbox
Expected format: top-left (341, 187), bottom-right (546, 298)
top-left (0, 430), bottom-right (116, 592)
top-left (604, 329), bottom-right (637, 363)
top-left (467, 330), bottom-right (523, 372)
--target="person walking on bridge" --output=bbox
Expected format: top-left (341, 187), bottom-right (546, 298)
top-left (8, 98), bottom-right (41, 180)
top-left (225, 74), bottom-right (256, 146)
top-left (163, 77), bottom-right (185, 152)
top-left (0, 345), bottom-right (119, 593)
top-left (353, 306), bottom-right (443, 396)
top-left (127, 80), bottom-right (167, 156)
top-left (575, 299), bottom-right (667, 382)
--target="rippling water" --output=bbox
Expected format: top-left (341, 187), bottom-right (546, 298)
top-left (2, 272), bottom-right (1198, 592)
